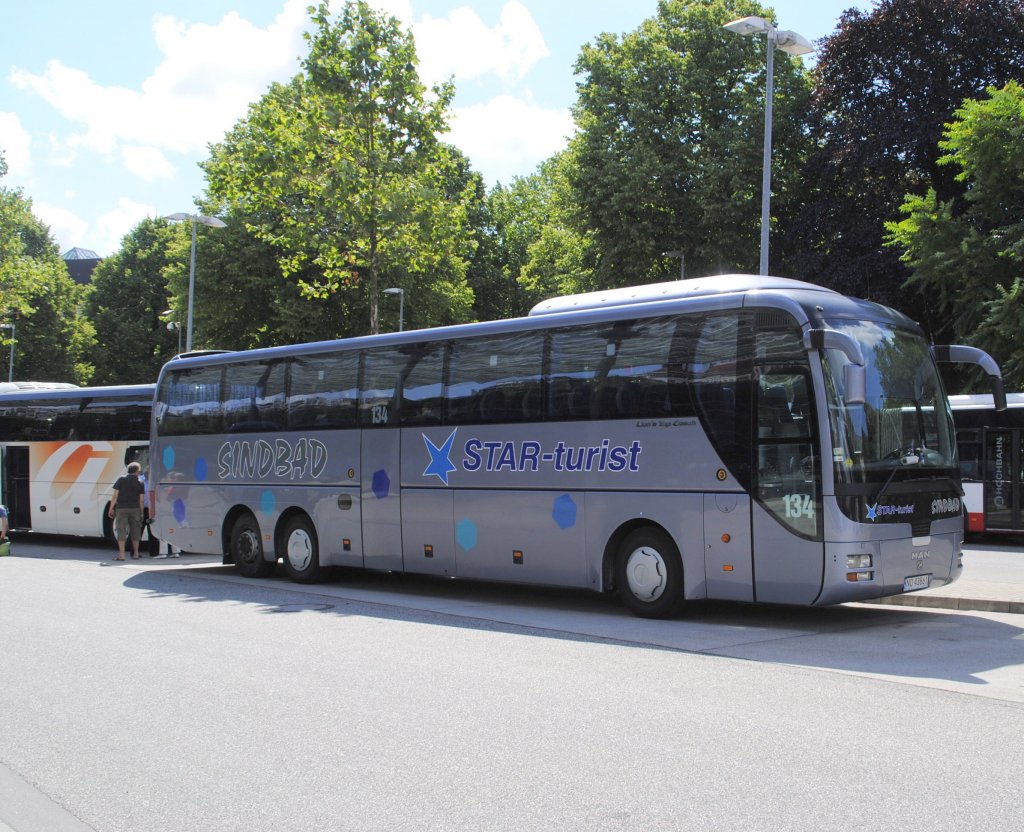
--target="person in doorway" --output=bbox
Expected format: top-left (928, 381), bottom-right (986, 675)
top-left (108, 462), bottom-right (145, 560)
top-left (0, 503), bottom-right (9, 547)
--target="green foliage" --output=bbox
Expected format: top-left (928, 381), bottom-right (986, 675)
top-left (202, 1), bottom-right (475, 337)
top-left (888, 82), bottom-right (1024, 389)
top-left (0, 174), bottom-right (94, 384)
top-left (790, 0), bottom-right (1024, 318)
top-left (568, 0), bottom-right (812, 287)
top-left (83, 218), bottom-right (185, 384)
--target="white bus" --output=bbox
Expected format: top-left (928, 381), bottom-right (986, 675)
top-left (0, 384), bottom-right (154, 540)
top-left (150, 276), bottom-right (1004, 617)
top-left (950, 393), bottom-right (1024, 536)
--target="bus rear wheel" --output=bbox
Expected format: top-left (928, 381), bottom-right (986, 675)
top-left (230, 513), bottom-right (274, 578)
top-left (614, 527), bottom-right (683, 619)
top-left (281, 516), bottom-right (322, 584)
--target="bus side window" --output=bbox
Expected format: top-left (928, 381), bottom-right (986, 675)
top-left (360, 348), bottom-right (405, 428)
top-left (400, 344), bottom-right (445, 427)
top-left (447, 331), bottom-right (544, 425)
top-left (288, 351), bottom-right (358, 430)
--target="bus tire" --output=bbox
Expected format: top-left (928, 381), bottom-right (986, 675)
top-left (281, 516), bottom-right (322, 584)
top-left (614, 527), bottom-right (683, 619)
top-left (230, 513), bottom-right (274, 578)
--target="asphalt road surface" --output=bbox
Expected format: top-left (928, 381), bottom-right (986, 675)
top-left (2, 537), bottom-right (1023, 832)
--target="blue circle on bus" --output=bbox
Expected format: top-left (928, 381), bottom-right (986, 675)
top-left (173, 499), bottom-right (186, 523)
top-left (260, 490), bottom-right (276, 516)
top-left (456, 518), bottom-right (478, 551)
top-left (552, 494), bottom-right (577, 529)
top-left (194, 457), bottom-right (207, 481)
top-left (372, 469), bottom-right (391, 499)
top-left (162, 446), bottom-right (175, 470)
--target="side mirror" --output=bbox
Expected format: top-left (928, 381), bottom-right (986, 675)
top-left (843, 364), bottom-right (866, 406)
top-left (931, 345), bottom-right (1006, 412)
top-left (804, 329), bottom-right (866, 406)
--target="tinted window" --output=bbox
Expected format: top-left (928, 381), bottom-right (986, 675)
top-left (447, 331), bottom-right (544, 425)
top-left (401, 344), bottom-right (445, 427)
top-left (80, 395), bottom-right (152, 440)
top-left (360, 349), bottom-right (404, 427)
top-left (288, 351), bottom-right (358, 430)
top-left (156, 367), bottom-right (224, 436)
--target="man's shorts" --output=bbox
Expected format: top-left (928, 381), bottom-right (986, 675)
top-left (114, 508), bottom-right (143, 542)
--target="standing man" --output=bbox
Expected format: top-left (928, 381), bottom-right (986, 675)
top-left (108, 462), bottom-right (145, 561)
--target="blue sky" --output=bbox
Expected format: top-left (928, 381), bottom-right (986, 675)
top-left (1, 0), bottom-right (871, 256)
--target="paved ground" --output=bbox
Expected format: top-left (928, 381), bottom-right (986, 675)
top-left (870, 537), bottom-right (1024, 613)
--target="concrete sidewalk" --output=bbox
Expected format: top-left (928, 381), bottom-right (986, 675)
top-left (870, 541), bottom-right (1024, 614)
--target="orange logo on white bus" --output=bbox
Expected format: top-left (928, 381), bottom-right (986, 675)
top-left (32, 442), bottom-right (120, 503)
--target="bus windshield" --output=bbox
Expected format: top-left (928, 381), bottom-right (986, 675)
top-left (821, 319), bottom-right (956, 484)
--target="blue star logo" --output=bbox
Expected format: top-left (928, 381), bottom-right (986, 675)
top-left (866, 503), bottom-right (878, 521)
top-left (422, 428), bottom-right (458, 485)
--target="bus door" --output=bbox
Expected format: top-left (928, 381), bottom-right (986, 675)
top-left (360, 427), bottom-right (403, 571)
top-left (749, 373), bottom-right (824, 605)
top-left (984, 429), bottom-right (1024, 532)
top-left (2, 446), bottom-right (31, 529)
top-left (704, 493), bottom-right (753, 601)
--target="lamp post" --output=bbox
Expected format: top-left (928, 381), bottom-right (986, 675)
top-left (383, 287), bottom-right (404, 332)
top-left (0, 322), bottom-right (13, 382)
top-left (723, 16), bottom-right (813, 276)
top-left (164, 212), bottom-right (227, 351)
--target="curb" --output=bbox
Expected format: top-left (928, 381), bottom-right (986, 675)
top-left (865, 595), bottom-right (1024, 614)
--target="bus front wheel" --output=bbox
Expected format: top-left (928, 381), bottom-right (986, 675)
top-left (614, 528), bottom-right (683, 619)
top-left (230, 514), bottom-right (274, 578)
top-left (281, 516), bottom-right (322, 584)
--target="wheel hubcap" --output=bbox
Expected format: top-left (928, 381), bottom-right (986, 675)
top-left (237, 529), bottom-right (260, 564)
top-left (625, 545), bottom-right (667, 602)
top-left (287, 528), bottom-right (313, 571)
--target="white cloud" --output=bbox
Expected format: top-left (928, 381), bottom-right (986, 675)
top-left (121, 145), bottom-right (175, 181)
top-left (8, 0), bottom-right (309, 159)
top-left (413, 2), bottom-right (549, 86)
top-left (448, 95), bottom-right (573, 185)
top-left (32, 202), bottom-right (89, 253)
top-left (0, 112), bottom-right (32, 176)
top-left (95, 198), bottom-right (157, 256)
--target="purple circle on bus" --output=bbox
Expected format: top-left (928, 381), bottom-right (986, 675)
top-left (372, 469), bottom-right (390, 499)
top-left (194, 457), bottom-right (207, 481)
top-left (172, 499), bottom-right (186, 524)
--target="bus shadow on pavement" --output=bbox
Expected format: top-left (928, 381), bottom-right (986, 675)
top-left (119, 561), bottom-right (1024, 698)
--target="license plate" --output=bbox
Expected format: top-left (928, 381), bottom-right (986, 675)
top-left (903, 574), bottom-right (932, 592)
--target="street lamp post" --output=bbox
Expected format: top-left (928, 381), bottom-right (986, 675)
top-left (163, 310), bottom-right (182, 354)
top-left (723, 16), bottom-right (813, 276)
top-left (164, 212), bottom-right (227, 351)
top-left (0, 322), bottom-right (13, 382)
top-left (383, 287), bottom-right (404, 332)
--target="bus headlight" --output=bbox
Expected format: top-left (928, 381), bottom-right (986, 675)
top-left (846, 571), bottom-right (875, 582)
top-left (845, 554), bottom-right (873, 569)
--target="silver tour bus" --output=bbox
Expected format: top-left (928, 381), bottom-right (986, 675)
top-left (149, 276), bottom-right (1005, 617)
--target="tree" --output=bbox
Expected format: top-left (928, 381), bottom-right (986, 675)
top-left (789, 0), bottom-right (1024, 319)
top-left (568, 0), bottom-right (812, 287)
top-left (203, 1), bottom-right (475, 337)
top-left (83, 218), bottom-right (186, 384)
top-left (887, 82), bottom-right (1024, 389)
top-left (0, 155), bottom-right (95, 384)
